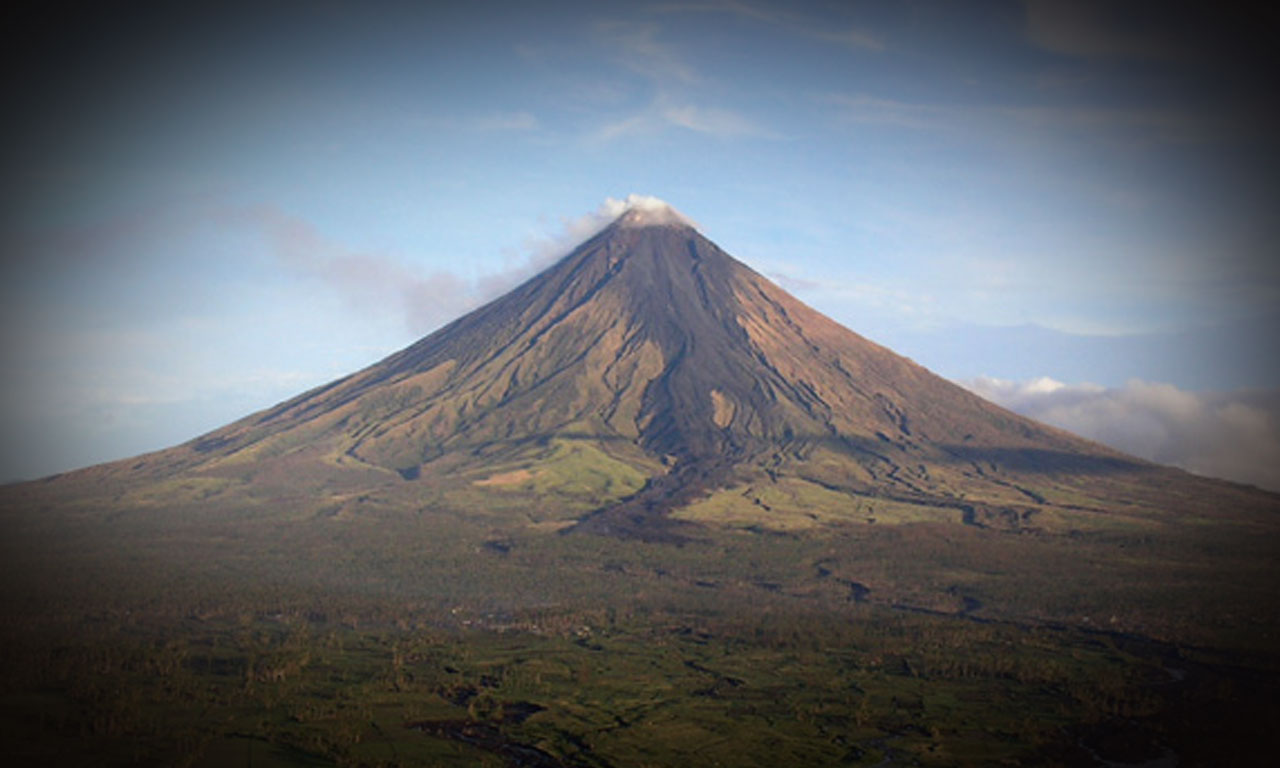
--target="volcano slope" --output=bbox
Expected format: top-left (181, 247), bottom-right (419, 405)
top-left (2, 203), bottom-right (1278, 766)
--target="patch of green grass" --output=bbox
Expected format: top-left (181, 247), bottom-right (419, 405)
top-left (529, 439), bottom-right (650, 498)
top-left (461, 439), bottom-right (651, 517)
top-left (672, 477), bottom-right (953, 530)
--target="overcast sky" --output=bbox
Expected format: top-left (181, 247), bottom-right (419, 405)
top-left (2, 1), bottom-right (1277, 489)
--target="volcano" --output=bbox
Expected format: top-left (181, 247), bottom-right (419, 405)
top-left (40, 198), bottom-right (1270, 541)
top-left (5, 198), bottom-right (1279, 767)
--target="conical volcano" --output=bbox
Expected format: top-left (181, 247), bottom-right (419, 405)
top-left (66, 198), bottom-right (1225, 540)
top-left (5, 199), bottom-right (1279, 768)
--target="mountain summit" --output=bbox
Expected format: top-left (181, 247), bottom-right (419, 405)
top-left (78, 196), bottom-right (1218, 540)
top-left (611, 197), bottom-right (697, 229)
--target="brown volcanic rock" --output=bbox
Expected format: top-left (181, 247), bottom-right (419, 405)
top-left (193, 209), bottom-right (1100, 461)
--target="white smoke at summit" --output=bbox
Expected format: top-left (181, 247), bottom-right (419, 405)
top-left (522, 194), bottom-right (699, 266)
top-left (585, 194), bottom-right (699, 234)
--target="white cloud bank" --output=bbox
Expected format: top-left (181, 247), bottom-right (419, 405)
top-left (963, 376), bottom-right (1280, 492)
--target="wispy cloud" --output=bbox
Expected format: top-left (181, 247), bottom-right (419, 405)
top-left (221, 206), bottom-right (477, 335)
top-left (662, 103), bottom-right (778, 137)
top-left (593, 19), bottom-right (700, 84)
top-left (592, 113), bottom-right (654, 143)
top-left (583, 14), bottom-right (779, 144)
top-left (964, 375), bottom-right (1280, 491)
top-left (590, 99), bottom-right (777, 142)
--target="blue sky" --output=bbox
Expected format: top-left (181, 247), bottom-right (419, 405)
top-left (2, 1), bottom-right (1278, 487)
